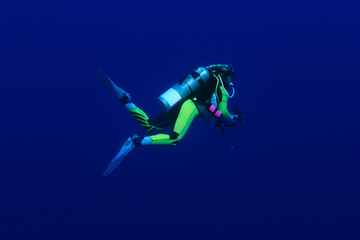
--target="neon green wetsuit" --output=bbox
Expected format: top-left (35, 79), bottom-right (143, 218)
top-left (125, 72), bottom-right (234, 147)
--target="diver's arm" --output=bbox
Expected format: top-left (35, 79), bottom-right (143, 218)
top-left (217, 86), bottom-right (232, 119)
top-left (217, 86), bottom-right (243, 123)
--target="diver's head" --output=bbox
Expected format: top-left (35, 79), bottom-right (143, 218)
top-left (207, 64), bottom-right (235, 86)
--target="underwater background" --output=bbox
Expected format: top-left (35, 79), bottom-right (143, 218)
top-left (1, 0), bottom-right (359, 239)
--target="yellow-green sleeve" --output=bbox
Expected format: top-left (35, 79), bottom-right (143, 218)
top-left (218, 86), bottom-right (231, 119)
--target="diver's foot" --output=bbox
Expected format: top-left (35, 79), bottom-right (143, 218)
top-left (114, 85), bottom-right (132, 104)
top-left (94, 66), bottom-right (132, 102)
top-left (120, 134), bottom-right (138, 153)
top-left (103, 134), bottom-right (139, 176)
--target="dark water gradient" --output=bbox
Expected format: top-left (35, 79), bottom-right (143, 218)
top-left (1, 0), bottom-right (359, 239)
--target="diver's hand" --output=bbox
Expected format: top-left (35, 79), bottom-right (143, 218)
top-left (231, 113), bottom-right (244, 124)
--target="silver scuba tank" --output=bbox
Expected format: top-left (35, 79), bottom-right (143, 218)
top-left (157, 67), bottom-right (211, 112)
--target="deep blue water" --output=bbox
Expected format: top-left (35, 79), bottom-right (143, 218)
top-left (1, 0), bottom-right (359, 239)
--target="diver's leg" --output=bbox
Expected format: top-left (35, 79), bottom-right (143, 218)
top-left (133, 99), bottom-right (200, 146)
top-left (124, 102), bottom-right (163, 132)
top-left (94, 67), bottom-right (166, 131)
top-left (102, 100), bottom-right (199, 176)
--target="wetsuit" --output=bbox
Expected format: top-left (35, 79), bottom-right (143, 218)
top-left (123, 72), bottom-right (233, 146)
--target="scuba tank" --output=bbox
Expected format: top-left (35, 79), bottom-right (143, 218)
top-left (157, 67), bottom-right (211, 112)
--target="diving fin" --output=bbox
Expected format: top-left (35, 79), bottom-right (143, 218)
top-left (103, 135), bottom-right (138, 176)
top-left (94, 66), bottom-right (131, 101)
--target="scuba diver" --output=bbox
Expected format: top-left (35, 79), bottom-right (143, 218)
top-left (94, 64), bottom-right (243, 176)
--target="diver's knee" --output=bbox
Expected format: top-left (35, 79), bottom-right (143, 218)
top-left (169, 131), bottom-right (181, 146)
top-left (169, 131), bottom-right (179, 140)
top-left (146, 119), bottom-right (157, 131)
top-left (144, 126), bottom-right (158, 132)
